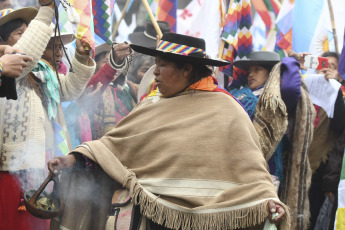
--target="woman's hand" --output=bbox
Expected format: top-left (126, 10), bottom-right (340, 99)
top-left (320, 68), bottom-right (341, 81)
top-left (288, 51), bottom-right (310, 70)
top-left (76, 39), bottom-right (90, 56)
top-left (0, 54), bottom-right (33, 78)
top-left (38, 0), bottom-right (55, 8)
top-left (267, 200), bottom-right (285, 223)
top-left (48, 155), bottom-right (76, 174)
top-left (113, 43), bottom-right (131, 65)
top-left (0, 45), bottom-right (22, 56)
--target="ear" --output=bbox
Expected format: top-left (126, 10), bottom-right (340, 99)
top-left (183, 64), bottom-right (193, 78)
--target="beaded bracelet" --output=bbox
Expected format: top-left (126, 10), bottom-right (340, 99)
top-left (0, 61), bottom-right (3, 87)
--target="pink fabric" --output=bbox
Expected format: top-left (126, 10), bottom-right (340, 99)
top-left (78, 110), bottom-right (92, 143)
top-left (86, 62), bottom-right (116, 91)
top-left (58, 61), bottom-right (68, 75)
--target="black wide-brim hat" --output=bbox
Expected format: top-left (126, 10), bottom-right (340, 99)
top-left (129, 21), bottom-right (171, 48)
top-left (234, 51), bottom-right (280, 71)
top-left (130, 32), bottom-right (230, 67)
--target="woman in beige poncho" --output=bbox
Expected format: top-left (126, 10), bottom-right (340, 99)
top-left (48, 33), bottom-right (290, 230)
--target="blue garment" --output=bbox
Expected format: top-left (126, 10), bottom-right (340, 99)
top-left (230, 86), bottom-right (258, 120)
top-left (62, 101), bottom-right (83, 149)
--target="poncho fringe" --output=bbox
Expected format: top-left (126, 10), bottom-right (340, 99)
top-left (123, 171), bottom-right (291, 230)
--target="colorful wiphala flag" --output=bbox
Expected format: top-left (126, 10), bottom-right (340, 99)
top-left (92, 0), bottom-right (115, 44)
top-left (220, 0), bottom-right (252, 82)
top-left (157, 0), bottom-right (177, 32)
top-left (69, 0), bottom-right (95, 54)
top-left (335, 150), bottom-right (345, 229)
top-left (252, 0), bottom-right (271, 32)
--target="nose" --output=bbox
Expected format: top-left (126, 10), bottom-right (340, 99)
top-left (247, 71), bottom-right (253, 80)
top-left (153, 64), bottom-right (159, 76)
top-left (56, 48), bottom-right (63, 58)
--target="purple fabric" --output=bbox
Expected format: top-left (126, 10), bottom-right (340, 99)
top-left (339, 36), bottom-right (345, 80)
top-left (280, 57), bottom-right (301, 114)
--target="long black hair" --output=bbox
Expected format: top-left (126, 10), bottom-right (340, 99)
top-left (0, 19), bottom-right (27, 42)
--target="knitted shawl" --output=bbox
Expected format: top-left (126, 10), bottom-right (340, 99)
top-left (252, 63), bottom-right (288, 161)
top-left (56, 79), bottom-right (290, 230)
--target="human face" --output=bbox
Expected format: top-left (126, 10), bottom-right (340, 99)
top-left (136, 60), bottom-right (153, 84)
top-left (95, 51), bottom-right (110, 73)
top-left (247, 65), bottom-right (269, 90)
top-left (3, 23), bottom-right (27, 46)
top-left (153, 55), bottom-right (190, 97)
top-left (326, 56), bottom-right (338, 70)
top-left (42, 38), bottom-right (63, 69)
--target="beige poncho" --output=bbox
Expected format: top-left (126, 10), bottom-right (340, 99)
top-left (56, 90), bottom-right (290, 230)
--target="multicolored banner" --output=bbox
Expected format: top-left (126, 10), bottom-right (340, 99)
top-left (220, 0), bottom-right (252, 76)
top-left (157, 0), bottom-right (177, 32)
top-left (73, 0), bottom-right (95, 49)
top-left (92, 0), bottom-right (115, 44)
top-left (252, 0), bottom-right (271, 32)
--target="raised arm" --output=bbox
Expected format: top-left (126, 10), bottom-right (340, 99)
top-left (13, 2), bottom-right (55, 78)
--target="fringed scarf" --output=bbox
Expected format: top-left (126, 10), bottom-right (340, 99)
top-left (54, 78), bottom-right (290, 230)
top-left (31, 60), bottom-right (60, 120)
top-left (280, 80), bottom-right (316, 230)
top-left (253, 63), bottom-right (288, 161)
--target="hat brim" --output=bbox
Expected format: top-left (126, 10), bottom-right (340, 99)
top-left (51, 32), bottom-right (75, 45)
top-left (0, 7), bottom-right (38, 27)
top-left (234, 60), bottom-right (280, 71)
top-left (95, 43), bottom-right (111, 56)
top-left (130, 44), bottom-right (230, 67)
top-left (129, 32), bottom-right (156, 48)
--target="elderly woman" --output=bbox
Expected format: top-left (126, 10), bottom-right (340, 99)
top-left (48, 33), bottom-right (290, 230)
top-left (229, 51), bottom-right (315, 229)
top-left (0, 1), bottom-right (95, 229)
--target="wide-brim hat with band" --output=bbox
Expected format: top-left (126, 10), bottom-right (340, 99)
top-left (130, 33), bottom-right (230, 67)
top-left (234, 51), bottom-right (280, 71)
top-left (50, 32), bottom-right (75, 45)
top-left (95, 43), bottom-right (111, 56)
top-left (129, 21), bottom-right (171, 48)
top-left (0, 7), bottom-right (38, 27)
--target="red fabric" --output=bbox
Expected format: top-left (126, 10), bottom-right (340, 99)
top-left (313, 105), bottom-right (321, 128)
top-left (86, 62), bottom-right (116, 91)
top-left (0, 172), bottom-right (50, 230)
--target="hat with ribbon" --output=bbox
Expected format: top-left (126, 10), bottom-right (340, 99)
top-left (129, 21), bottom-right (171, 48)
top-left (95, 43), bottom-right (111, 57)
top-left (233, 51), bottom-right (280, 71)
top-left (0, 7), bottom-right (38, 27)
top-left (130, 33), bottom-right (230, 67)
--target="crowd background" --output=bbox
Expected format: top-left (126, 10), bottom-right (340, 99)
top-left (1, 0), bottom-right (345, 229)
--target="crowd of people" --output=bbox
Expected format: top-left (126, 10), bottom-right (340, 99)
top-left (0, 1), bottom-right (344, 230)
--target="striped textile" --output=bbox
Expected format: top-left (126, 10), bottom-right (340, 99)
top-left (157, 40), bottom-right (207, 56)
top-left (157, 0), bottom-right (177, 32)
